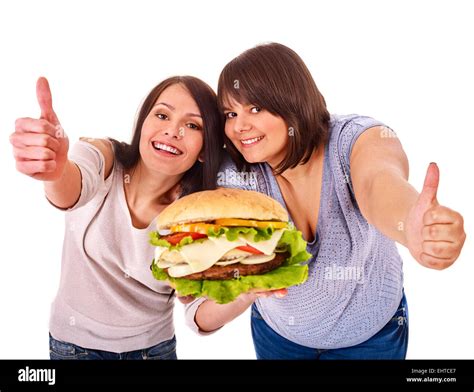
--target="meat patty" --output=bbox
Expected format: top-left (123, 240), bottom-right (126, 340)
top-left (165, 252), bottom-right (289, 281)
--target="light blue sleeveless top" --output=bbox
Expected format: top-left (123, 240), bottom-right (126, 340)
top-left (219, 114), bottom-right (404, 349)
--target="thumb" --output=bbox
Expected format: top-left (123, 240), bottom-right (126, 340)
top-left (36, 77), bottom-right (60, 125)
top-left (419, 162), bottom-right (439, 206)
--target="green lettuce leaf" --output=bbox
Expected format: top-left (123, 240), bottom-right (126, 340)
top-left (151, 262), bottom-right (308, 304)
top-left (149, 231), bottom-right (204, 251)
top-left (277, 229), bottom-right (312, 266)
top-left (207, 226), bottom-right (275, 242)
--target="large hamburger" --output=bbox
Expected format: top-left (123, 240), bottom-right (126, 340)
top-left (150, 188), bottom-right (311, 304)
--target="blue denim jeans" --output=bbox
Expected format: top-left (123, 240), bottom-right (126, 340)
top-left (251, 293), bottom-right (408, 359)
top-left (49, 333), bottom-right (177, 360)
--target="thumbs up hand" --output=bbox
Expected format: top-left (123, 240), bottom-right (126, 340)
top-left (10, 77), bottom-right (69, 181)
top-left (405, 163), bottom-right (466, 269)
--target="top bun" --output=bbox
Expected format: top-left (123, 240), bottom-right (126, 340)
top-left (156, 188), bottom-right (289, 229)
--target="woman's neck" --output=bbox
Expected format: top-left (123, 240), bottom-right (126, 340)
top-left (273, 146), bottom-right (324, 184)
top-left (124, 160), bottom-right (183, 209)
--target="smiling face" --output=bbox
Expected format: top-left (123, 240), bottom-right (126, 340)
top-left (217, 43), bottom-right (331, 175)
top-left (223, 97), bottom-right (289, 168)
top-left (139, 83), bottom-right (204, 176)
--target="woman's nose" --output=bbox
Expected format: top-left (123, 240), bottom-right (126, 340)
top-left (234, 115), bottom-right (252, 134)
top-left (163, 125), bottom-right (184, 139)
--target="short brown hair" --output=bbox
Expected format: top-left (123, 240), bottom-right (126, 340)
top-left (218, 42), bottom-right (330, 174)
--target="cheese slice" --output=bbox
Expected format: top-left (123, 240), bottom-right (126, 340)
top-left (168, 235), bottom-right (246, 277)
top-left (154, 246), bottom-right (168, 262)
top-left (215, 257), bottom-right (245, 266)
top-left (156, 258), bottom-right (176, 269)
top-left (239, 253), bottom-right (276, 264)
top-left (167, 263), bottom-right (194, 277)
top-left (241, 229), bottom-right (285, 255)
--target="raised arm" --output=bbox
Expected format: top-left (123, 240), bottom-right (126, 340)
top-left (350, 126), bottom-right (465, 270)
top-left (10, 77), bottom-right (113, 209)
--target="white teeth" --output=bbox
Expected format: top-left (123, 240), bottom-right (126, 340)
top-left (152, 142), bottom-right (182, 155)
top-left (241, 136), bottom-right (264, 145)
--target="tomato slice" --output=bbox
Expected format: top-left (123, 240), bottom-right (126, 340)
top-left (162, 232), bottom-right (207, 246)
top-left (214, 218), bottom-right (287, 229)
top-left (235, 245), bottom-right (264, 255)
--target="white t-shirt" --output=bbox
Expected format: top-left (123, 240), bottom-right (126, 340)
top-left (49, 140), bottom-right (175, 353)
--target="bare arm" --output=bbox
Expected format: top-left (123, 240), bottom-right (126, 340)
top-left (350, 126), bottom-right (415, 246)
top-left (195, 293), bottom-right (257, 332)
top-left (43, 160), bottom-right (82, 209)
top-left (350, 126), bottom-right (465, 269)
top-left (44, 139), bottom-right (114, 209)
top-left (11, 77), bottom-right (114, 209)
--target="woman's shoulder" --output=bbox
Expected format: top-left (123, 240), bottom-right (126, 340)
top-left (329, 113), bottom-right (385, 133)
top-left (328, 113), bottom-right (388, 150)
top-left (77, 137), bottom-right (115, 179)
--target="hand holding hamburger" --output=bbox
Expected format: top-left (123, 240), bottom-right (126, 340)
top-left (150, 188), bottom-right (311, 304)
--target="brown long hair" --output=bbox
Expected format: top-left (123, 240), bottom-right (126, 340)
top-left (110, 76), bottom-right (224, 195)
top-left (218, 43), bottom-right (330, 174)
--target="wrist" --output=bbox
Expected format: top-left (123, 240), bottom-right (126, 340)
top-left (238, 291), bottom-right (257, 304)
top-left (45, 159), bottom-right (71, 184)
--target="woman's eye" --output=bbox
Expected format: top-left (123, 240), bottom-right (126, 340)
top-left (225, 112), bottom-right (237, 119)
top-left (250, 107), bottom-right (261, 113)
top-left (155, 113), bottom-right (168, 120)
top-left (187, 123), bottom-right (201, 130)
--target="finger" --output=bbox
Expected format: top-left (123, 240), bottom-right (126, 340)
top-left (419, 252), bottom-right (455, 270)
top-left (422, 224), bottom-right (456, 242)
top-left (423, 205), bottom-right (459, 226)
top-left (9, 132), bottom-right (61, 151)
top-left (13, 146), bottom-right (56, 161)
top-left (254, 292), bottom-right (273, 298)
top-left (272, 288), bottom-right (288, 298)
top-left (422, 241), bottom-right (459, 260)
top-left (15, 117), bottom-right (57, 137)
top-left (177, 295), bottom-right (195, 304)
top-left (419, 162), bottom-right (439, 205)
top-left (16, 159), bottom-right (57, 175)
top-left (36, 77), bottom-right (60, 125)
top-left (254, 288), bottom-right (288, 298)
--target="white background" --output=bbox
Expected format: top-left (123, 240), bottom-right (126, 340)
top-left (0, 0), bottom-right (472, 359)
